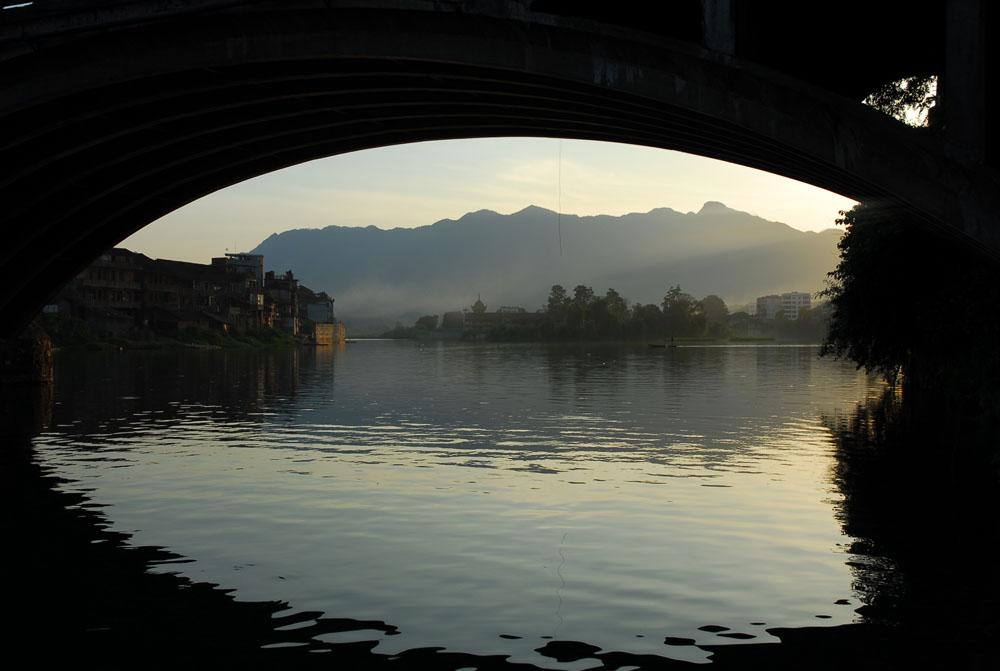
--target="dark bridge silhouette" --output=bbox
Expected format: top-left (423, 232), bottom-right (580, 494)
top-left (1, 0), bottom-right (996, 335)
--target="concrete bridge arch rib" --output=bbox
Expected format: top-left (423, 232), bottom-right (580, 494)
top-left (1, 1), bottom-right (996, 333)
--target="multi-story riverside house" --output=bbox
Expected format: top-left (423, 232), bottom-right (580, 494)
top-left (48, 247), bottom-right (313, 337)
top-left (55, 248), bottom-right (145, 338)
top-left (264, 270), bottom-right (298, 335)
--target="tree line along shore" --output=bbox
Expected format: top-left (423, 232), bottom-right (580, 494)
top-left (379, 284), bottom-right (828, 344)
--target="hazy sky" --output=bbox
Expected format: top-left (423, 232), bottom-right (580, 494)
top-left (124, 138), bottom-right (857, 263)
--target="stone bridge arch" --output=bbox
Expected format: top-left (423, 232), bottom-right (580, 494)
top-left (1, 0), bottom-right (996, 334)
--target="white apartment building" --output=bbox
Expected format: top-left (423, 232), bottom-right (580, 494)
top-left (756, 292), bottom-right (812, 320)
top-left (781, 292), bottom-right (811, 320)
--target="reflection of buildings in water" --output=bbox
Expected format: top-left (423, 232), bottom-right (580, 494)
top-left (301, 342), bottom-right (340, 380)
top-left (48, 350), bottom-right (305, 430)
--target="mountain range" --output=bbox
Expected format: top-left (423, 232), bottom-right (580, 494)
top-left (249, 202), bottom-right (843, 332)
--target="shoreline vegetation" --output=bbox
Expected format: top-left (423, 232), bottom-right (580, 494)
top-left (820, 203), bottom-right (1000, 481)
top-left (373, 283), bottom-right (827, 344)
top-left (39, 313), bottom-right (297, 351)
top-left (376, 329), bottom-right (793, 346)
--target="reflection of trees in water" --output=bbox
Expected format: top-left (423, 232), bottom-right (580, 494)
top-left (823, 389), bottom-right (1000, 667)
top-left (823, 387), bottom-right (906, 621)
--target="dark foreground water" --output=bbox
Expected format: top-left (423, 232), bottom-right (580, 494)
top-left (15, 341), bottom-right (910, 667)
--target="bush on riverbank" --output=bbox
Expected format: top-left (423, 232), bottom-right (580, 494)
top-left (38, 314), bottom-right (295, 351)
top-left (39, 313), bottom-right (102, 349)
top-left (179, 326), bottom-right (294, 349)
top-left (821, 203), bottom-right (1000, 478)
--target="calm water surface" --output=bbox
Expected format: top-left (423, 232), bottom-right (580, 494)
top-left (34, 341), bottom-right (881, 666)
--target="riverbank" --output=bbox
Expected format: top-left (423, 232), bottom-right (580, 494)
top-left (372, 332), bottom-right (823, 347)
top-left (39, 315), bottom-right (297, 351)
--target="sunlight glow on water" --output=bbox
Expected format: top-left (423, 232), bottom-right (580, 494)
top-left (34, 342), bottom-right (878, 666)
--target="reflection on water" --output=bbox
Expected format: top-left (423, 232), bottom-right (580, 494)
top-left (30, 342), bottom-right (890, 665)
top-left (823, 390), bottom-right (1000, 669)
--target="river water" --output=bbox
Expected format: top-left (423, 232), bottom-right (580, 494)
top-left (32, 341), bottom-right (883, 666)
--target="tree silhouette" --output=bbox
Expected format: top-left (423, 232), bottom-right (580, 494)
top-left (546, 285), bottom-right (568, 315)
top-left (572, 285), bottom-right (595, 305)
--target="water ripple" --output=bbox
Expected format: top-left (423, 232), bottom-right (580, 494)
top-left (32, 343), bottom-right (879, 664)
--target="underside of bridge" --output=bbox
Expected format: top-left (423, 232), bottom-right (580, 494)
top-left (1, 0), bottom-right (997, 335)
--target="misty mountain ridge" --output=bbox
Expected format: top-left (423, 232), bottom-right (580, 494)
top-left (250, 203), bottom-right (842, 329)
